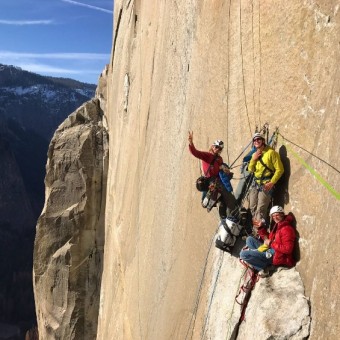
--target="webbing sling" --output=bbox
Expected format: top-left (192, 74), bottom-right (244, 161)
top-left (202, 154), bottom-right (219, 177)
top-left (256, 156), bottom-right (274, 185)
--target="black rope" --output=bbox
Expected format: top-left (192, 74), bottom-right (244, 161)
top-left (229, 140), bottom-right (253, 168)
top-left (239, 1), bottom-right (253, 137)
top-left (240, 173), bottom-right (255, 208)
top-left (230, 163), bottom-right (243, 170)
top-left (201, 251), bottom-right (225, 338)
top-left (229, 122), bottom-right (270, 169)
top-left (184, 223), bottom-right (220, 340)
top-left (279, 133), bottom-right (340, 175)
top-left (224, 0), bottom-right (232, 166)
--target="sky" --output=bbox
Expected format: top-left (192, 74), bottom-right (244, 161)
top-left (0, 0), bottom-right (114, 84)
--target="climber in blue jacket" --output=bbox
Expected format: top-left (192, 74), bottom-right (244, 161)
top-left (218, 163), bottom-right (239, 221)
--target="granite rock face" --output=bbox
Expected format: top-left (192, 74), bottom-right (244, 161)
top-left (34, 0), bottom-right (339, 339)
top-left (237, 268), bottom-right (311, 340)
top-left (97, 0), bottom-right (339, 339)
top-left (33, 98), bottom-right (108, 339)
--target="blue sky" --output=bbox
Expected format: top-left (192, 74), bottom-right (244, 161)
top-left (0, 0), bottom-right (114, 84)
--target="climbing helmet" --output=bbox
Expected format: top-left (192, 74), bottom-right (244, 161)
top-left (212, 140), bottom-right (224, 149)
top-left (270, 205), bottom-right (285, 216)
top-left (253, 132), bottom-right (265, 141)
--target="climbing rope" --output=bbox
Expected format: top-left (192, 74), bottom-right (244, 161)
top-left (229, 140), bottom-right (253, 169)
top-left (257, 1), bottom-right (262, 128)
top-left (223, 266), bottom-right (248, 340)
top-left (228, 122), bottom-right (269, 169)
top-left (239, 0), bottom-right (253, 137)
top-left (201, 250), bottom-right (225, 339)
top-left (184, 213), bottom-right (221, 340)
top-left (235, 260), bottom-right (259, 322)
top-left (279, 134), bottom-right (340, 201)
top-left (279, 133), bottom-right (340, 175)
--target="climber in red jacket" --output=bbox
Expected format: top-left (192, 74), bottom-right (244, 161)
top-left (240, 205), bottom-right (296, 277)
top-left (188, 131), bottom-right (239, 220)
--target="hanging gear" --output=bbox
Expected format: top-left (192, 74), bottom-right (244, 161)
top-left (195, 154), bottom-right (219, 192)
top-left (215, 218), bottom-right (243, 253)
top-left (196, 176), bottom-right (210, 192)
top-left (202, 181), bottom-right (221, 212)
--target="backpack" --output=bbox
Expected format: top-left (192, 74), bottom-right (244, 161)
top-left (215, 218), bottom-right (243, 253)
top-left (195, 154), bottom-right (219, 192)
top-left (196, 176), bottom-right (210, 192)
top-left (201, 181), bottom-right (221, 212)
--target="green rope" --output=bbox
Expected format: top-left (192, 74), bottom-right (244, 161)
top-left (280, 137), bottom-right (340, 201)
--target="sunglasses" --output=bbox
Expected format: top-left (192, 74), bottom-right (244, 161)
top-left (213, 145), bottom-right (222, 150)
top-left (253, 138), bottom-right (262, 142)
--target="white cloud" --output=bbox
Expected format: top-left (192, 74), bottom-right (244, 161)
top-left (15, 63), bottom-right (100, 75)
top-left (0, 50), bottom-right (108, 83)
top-left (61, 0), bottom-right (113, 14)
top-left (0, 51), bottom-right (110, 61)
top-left (0, 19), bottom-right (53, 25)
top-left (15, 63), bottom-right (82, 74)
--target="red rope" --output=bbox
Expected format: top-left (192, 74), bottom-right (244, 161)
top-left (235, 260), bottom-right (259, 321)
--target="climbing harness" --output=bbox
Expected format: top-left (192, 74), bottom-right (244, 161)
top-left (195, 154), bottom-right (219, 192)
top-left (256, 156), bottom-right (274, 183)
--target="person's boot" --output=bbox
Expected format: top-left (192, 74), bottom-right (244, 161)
top-left (218, 200), bottom-right (227, 220)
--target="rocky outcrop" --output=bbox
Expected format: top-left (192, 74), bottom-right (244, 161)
top-left (33, 98), bottom-right (108, 339)
top-left (237, 268), bottom-right (310, 339)
top-left (177, 239), bottom-right (310, 340)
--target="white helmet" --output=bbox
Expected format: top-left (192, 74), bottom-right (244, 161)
top-left (253, 132), bottom-right (265, 141)
top-left (270, 205), bottom-right (285, 215)
top-left (212, 140), bottom-right (224, 149)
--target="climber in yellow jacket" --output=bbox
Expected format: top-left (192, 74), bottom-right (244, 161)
top-left (248, 133), bottom-right (284, 226)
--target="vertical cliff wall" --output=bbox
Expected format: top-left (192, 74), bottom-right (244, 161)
top-left (97, 0), bottom-right (339, 339)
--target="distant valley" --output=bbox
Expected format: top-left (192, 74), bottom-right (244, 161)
top-left (0, 64), bottom-right (96, 338)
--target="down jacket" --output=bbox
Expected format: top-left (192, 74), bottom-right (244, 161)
top-left (219, 168), bottom-right (233, 192)
top-left (258, 213), bottom-right (296, 267)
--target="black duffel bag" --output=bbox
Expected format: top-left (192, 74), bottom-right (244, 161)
top-left (196, 176), bottom-right (210, 192)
